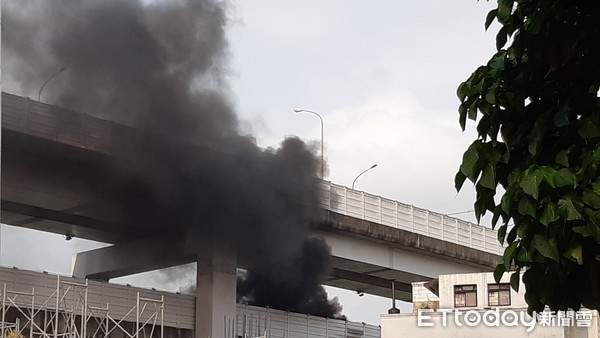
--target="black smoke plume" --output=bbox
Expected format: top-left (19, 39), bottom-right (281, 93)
top-left (237, 237), bottom-right (344, 319)
top-left (3, 0), bottom-right (343, 318)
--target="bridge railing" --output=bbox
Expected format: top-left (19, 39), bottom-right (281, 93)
top-left (319, 181), bottom-right (504, 256)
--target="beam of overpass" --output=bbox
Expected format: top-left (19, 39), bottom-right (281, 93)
top-left (70, 233), bottom-right (418, 300)
top-left (320, 211), bottom-right (501, 271)
top-left (71, 236), bottom-right (196, 280)
top-left (2, 200), bottom-right (128, 241)
top-left (329, 268), bottom-right (412, 297)
top-left (71, 210), bottom-right (500, 300)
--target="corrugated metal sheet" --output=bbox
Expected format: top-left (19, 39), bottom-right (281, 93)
top-left (236, 304), bottom-right (380, 338)
top-left (0, 266), bottom-right (195, 330)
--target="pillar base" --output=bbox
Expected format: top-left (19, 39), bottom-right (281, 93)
top-left (195, 242), bottom-right (237, 338)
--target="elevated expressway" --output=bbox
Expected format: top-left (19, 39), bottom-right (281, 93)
top-left (0, 93), bottom-right (502, 335)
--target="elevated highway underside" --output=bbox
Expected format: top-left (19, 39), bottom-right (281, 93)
top-left (1, 93), bottom-right (501, 302)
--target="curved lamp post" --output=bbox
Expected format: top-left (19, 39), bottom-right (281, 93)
top-left (352, 164), bottom-right (377, 189)
top-left (293, 108), bottom-right (324, 179)
top-left (38, 66), bottom-right (68, 102)
top-left (446, 210), bottom-right (475, 216)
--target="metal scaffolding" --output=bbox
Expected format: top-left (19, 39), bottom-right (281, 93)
top-left (0, 275), bottom-right (164, 338)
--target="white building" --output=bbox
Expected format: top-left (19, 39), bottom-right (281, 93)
top-left (381, 272), bottom-right (599, 337)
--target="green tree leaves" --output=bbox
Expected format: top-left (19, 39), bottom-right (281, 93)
top-left (457, 0), bottom-right (600, 312)
top-left (540, 203), bottom-right (560, 226)
top-left (520, 170), bottom-right (543, 200)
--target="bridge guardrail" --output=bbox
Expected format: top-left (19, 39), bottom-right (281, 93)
top-left (319, 181), bottom-right (505, 256)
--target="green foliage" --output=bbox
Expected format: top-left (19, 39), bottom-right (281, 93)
top-left (457, 0), bottom-right (600, 312)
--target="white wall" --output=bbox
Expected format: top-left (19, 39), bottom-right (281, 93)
top-left (438, 271), bottom-right (526, 309)
top-left (382, 271), bottom-right (600, 338)
top-left (381, 310), bottom-right (599, 338)
top-left (412, 282), bottom-right (440, 303)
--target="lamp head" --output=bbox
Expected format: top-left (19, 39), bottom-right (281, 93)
top-left (371, 164), bottom-right (378, 169)
top-left (293, 108), bottom-right (303, 113)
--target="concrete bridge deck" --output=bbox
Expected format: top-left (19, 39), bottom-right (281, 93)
top-left (1, 92), bottom-right (502, 302)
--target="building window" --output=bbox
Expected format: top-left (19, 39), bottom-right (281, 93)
top-left (488, 283), bottom-right (511, 306)
top-left (454, 285), bottom-right (477, 307)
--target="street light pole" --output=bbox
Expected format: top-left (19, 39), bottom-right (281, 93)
top-left (352, 164), bottom-right (378, 190)
top-left (38, 66), bottom-right (68, 102)
top-left (293, 108), bottom-right (324, 179)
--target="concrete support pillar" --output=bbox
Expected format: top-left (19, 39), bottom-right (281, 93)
top-left (195, 242), bottom-right (237, 338)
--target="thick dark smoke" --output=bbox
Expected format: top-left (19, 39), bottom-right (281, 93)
top-left (237, 237), bottom-right (344, 319)
top-left (3, 0), bottom-right (343, 318)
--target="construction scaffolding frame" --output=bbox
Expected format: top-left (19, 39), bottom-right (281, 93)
top-left (0, 275), bottom-right (164, 338)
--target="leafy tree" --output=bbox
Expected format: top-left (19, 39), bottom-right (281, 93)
top-left (456, 0), bottom-right (600, 312)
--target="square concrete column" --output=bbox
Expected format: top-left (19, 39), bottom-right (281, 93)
top-left (195, 242), bottom-right (237, 338)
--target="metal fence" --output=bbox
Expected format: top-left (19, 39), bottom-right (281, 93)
top-left (319, 181), bottom-right (504, 256)
top-left (236, 304), bottom-right (380, 338)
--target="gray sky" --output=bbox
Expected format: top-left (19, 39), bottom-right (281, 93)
top-left (223, 0), bottom-right (499, 323)
top-left (228, 0), bottom-right (497, 214)
top-left (1, 0), bottom-right (499, 325)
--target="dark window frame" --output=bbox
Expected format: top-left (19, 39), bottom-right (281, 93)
top-left (488, 283), bottom-right (511, 306)
top-left (454, 284), bottom-right (477, 308)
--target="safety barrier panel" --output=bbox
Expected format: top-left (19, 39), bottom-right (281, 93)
top-left (319, 181), bottom-right (504, 256)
